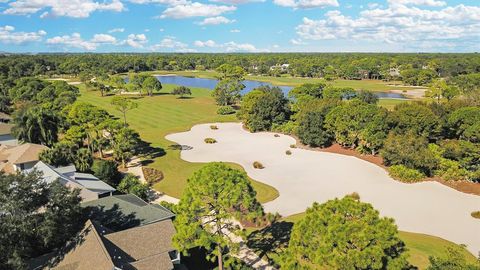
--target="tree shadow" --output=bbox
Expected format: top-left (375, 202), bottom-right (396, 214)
top-left (83, 204), bottom-right (142, 231)
top-left (135, 139), bottom-right (166, 166)
top-left (176, 96), bottom-right (193, 99)
top-left (246, 221), bottom-right (293, 265)
top-left (169, 144), bottom-right (193, 151)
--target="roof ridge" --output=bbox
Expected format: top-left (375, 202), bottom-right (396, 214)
top-left (87, 220), bottom-right (116, 266)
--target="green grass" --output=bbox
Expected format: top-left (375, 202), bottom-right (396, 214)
top-left (77, 84), bottom-right (278, 204)
top-left (281, 212), bottom-right (477, 269)
top-left (378, 98), bottom-right (410, 110)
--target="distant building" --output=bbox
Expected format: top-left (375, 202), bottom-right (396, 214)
top-left (0, 143), bottom-right (47, 173)
top-left (389, 67), bottom-right (401, 77)
top-left (270, 63), bottom-right (290, 72)
top-left (0, 123), bottom-right (18, 146)
top-left (32, 195), bottom-right (179, 270)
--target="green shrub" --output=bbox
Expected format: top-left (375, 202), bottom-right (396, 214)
top-left (272, 121), bottom-right (297, 135)
top-left (346, 192), bottom-right (360, 201)
top-left (217, 106), bottom-right (235, 115)
top-left (290, 144), bottom-right (296, 148)
top-left (204, 138), bottom-right (217, 144)
top-left (253, 161), bottom-right (264, 169)
top-left (210, 125), bottom-right (218, 130)
top-left (142, 167), bottom-right (164, 186)
top-left (92, 159), bottom-right (121, 187)
top-left (389, 165), bottom-right (425, 183)
top-left (118, 173), bottom-right (149, 201)
top-left (274, 134), bottom-right (280, 137)
top-left (471, 211), bottom-right (480, 219)
top-left (286, 150), bottom-right (292, 155)
top-left (435, 158), bottom-right (469, 181)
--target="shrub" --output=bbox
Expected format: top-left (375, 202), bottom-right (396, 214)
top-left (272, 121), bottom-right (297, 135)
top-left (346, 192), bottom-right (360, 200)
top-left (471, 211), bottom-right (480, 219)
top-left (253, 161), bottom-right (264, 169)
top-left (92, 159), bottom-right (121, 187)
top-left (435, 158), bottom-right (470, 181)
top-left (290, 144), bottom-right (296, 148)
top-left (118, 173), bottom-right (150, 201)
top-left (142, 167), bottom-right (164, 185)
top-left (217, 106), bottom-right (235, 115)
top-left (285, 150), bottom-right (292, 155)
top-left (274, 134), bottom-right (280, 137)
top-left (210, 125), bottom-right (218, 130)
top-left (204, 138), bottom-right (217, 144)
top-left (389, 165), bottom-right (425, 183)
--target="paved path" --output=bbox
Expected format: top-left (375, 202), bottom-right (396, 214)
top-left (166, 122), bottom-right (480, 255)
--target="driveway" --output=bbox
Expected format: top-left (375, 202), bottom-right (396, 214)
top-left (166, 123), bottom-right (480, 255)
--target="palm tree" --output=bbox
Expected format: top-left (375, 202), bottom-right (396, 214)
top-left (75, 148), bottom-right (93, 172)
top-left (12, 106), bottom-right (59, 147)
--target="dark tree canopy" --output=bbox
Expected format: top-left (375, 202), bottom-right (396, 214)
top-left (281, 197), bottom-right (409, 270)
top-left (0, 172), bottom-right (83, 270)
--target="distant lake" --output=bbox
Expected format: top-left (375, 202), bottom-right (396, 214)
top-left (155, 75), bottom-right (407, 99)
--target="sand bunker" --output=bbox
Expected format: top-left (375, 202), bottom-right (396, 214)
top-left (166, 123), bottom-right (480, 254)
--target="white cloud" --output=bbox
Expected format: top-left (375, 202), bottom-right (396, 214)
top-left (122, 34), bottom-right (148, 48)
top-left (210, 0), bottom-right (264, 4)
top-left (108, 28), bottom-right (125, 33)
top-left (0, 25), bottom-right (46, 44)
top-left (4, 0), bottom-right (124, 18)
top-left (194, 40), bottom-right (218, 47)
top-left (224, 41), bottom-right (264, 52)
top-left (273, 0), bottom-right (338, 9)
top-left (230, 29), bottom-right (240, 33)
top-left (290, 38), bottom-right (306, 45)
top-left (151, 37), bottom-right (188, 50)
top-left (160, 2), bottom-right (236, 19)
top-left (46, 33), bottom-right (97, 50)
top-left (388, 0), bottom-right (446, 7)
top-left (295, 2), bottom-right (480, 50)
top-left (197, 16), bottom-right (235, 25)
top-left (91, 34), bottom-right (117, 43)
top-left (129, 0), bottom-right (188, 4)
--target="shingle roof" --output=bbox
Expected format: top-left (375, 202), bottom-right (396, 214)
top-left (82, 194), bottom-right (175, 230)
top-left (51, 220), bottom-right (116, 270)
top-left (0, 123), bottom-right (13, 135)
top-left (105, 219), bottom-right (176, 262)
top-left (0, 143), bottom-right (47, 173)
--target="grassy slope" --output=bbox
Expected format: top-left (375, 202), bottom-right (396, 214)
top-left (282, 213), bottom-right (477, 269)
top-left (77, 84), bottom-right (279, 204)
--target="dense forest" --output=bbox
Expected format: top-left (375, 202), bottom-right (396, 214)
top-left (1, 53), bottom-right (479, 82)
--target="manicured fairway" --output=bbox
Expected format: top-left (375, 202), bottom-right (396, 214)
top-left (77, 84), bottom-right (279, 203)
top-left (378, 98), bottom-right (410, 110)
top-left (283, 213), bottom-right (478, 270)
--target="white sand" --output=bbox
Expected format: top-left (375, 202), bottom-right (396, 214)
top-left (166, 123), bottom-right (480, 254)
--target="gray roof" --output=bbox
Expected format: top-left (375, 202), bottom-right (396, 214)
top-left (82, 194), bottom-right (175, 230)
top-left (32, 161), bottom-right (115, 195)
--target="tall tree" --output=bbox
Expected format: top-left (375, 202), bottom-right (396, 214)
top-left (281, 197), bottom-right (410, 270)
top-left (142, 76), bottom-right (162, 96)
top-left (0, 172), bottom-right (83, 270)
top-left (12, 106), bottom-right (59, 146)
top-left (173, 163), bottom-right (263, 270)
top-left (110, 96), bottom-right (138, 126)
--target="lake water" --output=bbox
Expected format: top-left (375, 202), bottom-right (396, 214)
top-left (155, 75), bottom-right (407, 99)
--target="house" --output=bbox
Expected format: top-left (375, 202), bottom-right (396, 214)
top-left (0, 143), bottom-right (47, 173)
top-left (33, 195), bottom-right (179, 270)
top-left (35, 218), bottom-right (178, 270)
top-left (82, 194), bottom-right (175, 229)
top-left (0, 123), bottom-right (18, 146)
top-left (270, 63), bottom-right (290, 72)
top-left (389, 67), bottom-right (400, 77)
top-left (31, 161), bottom-right (116, 202)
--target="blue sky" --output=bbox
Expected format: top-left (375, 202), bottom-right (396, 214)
top-left (0, 0), bottom-right (479, 52)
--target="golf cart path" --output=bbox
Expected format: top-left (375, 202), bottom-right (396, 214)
top-left (166, 123), bottom-right (480, 255)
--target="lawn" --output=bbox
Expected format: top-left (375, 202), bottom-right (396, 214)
top-left (378, 98), bottom-right (410, 110)
top-left (150, 70), bottom-right (422, 92)
top-left (77, 84), bottom-right (279, 204)
top-left (279, 212), bottom-right (477, 269)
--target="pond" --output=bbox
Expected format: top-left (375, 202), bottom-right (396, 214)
top-left (155, 75), bottom-right (407, 99)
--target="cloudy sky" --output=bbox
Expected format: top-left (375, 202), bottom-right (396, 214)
top-left (0, 0), bottom-right (479, 52)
